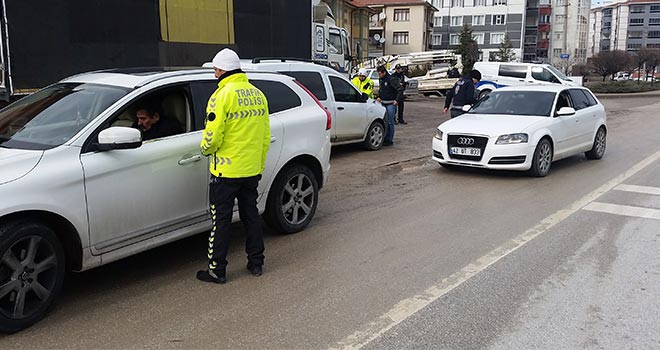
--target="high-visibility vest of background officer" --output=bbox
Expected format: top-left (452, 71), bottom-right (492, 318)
top-left (196, 48), bottom-right (270, 284)
top-left (352, 68), bottom-right (374, 99)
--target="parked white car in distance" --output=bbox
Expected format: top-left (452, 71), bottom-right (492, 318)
top-left (432, 85), bottom-right (607, 177)
top-left (474, 62), bottom-right (582, 99)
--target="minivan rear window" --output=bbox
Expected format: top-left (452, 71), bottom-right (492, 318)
top-left (250, 80), bottom-right (302, 114)
top-left (283, 71), bottom-right (328, 100)
top-left (499, 65), bottom-right (527, 79)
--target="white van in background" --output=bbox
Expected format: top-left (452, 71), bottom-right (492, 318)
top-left (474, 62), bottom-right (582, 99)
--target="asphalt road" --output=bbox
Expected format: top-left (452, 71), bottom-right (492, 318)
top-left (1, 95), bottom-right (659, 349)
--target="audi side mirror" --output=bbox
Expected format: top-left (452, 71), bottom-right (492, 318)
top-left (555, 107), bottom-right (576, 117)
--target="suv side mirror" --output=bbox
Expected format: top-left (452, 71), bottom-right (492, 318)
top-left (98, 126), bottom-right (142, 151)
top-left (555, 107), bottom-right (576, 117)
top-left (362, 92), bottom-right (370, 102)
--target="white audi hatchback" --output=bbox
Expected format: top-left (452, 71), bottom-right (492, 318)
top-left (0, 68), bottom-right (331, 332)
top-left (432, 85), bottom-right (607, 177)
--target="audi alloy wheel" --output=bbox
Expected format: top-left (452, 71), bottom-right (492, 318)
top-left (585, 127), bottom-right (606, 160)
top-left (529, 138), bottom-right (553, 177)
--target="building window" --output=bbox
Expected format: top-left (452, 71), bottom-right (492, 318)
top-left (651, 5), bottom-right (660, 13)
top-left (443, 0), bottom-right (451, 7)
top-left (473, 33), bottom-right (485, 44)
top-left (452, 0), bottom-right (465, 6)
top-left (630, 5), bottom-right (645, 13)
top-left (394, 9), bottom-right (410, 21)
top-left (492, 14), bottom-right (506, 25)
top-left (630, 18), bottom-right (644, 26)
top-left (627, 43), bottom-right (642, 50)
top-left (555, 32), bottom-right (562, 40)
top-left (648, 43), bottom-right (660, 48)
top-left (433, 16), bottom-right (443, 27)
top-left (473, 15), bottom-right (485, 25)
top-left (557, 0), bottom-right (566, 5)
top-left (393, 32), bottom-right (409, 44)
top-left (490, 32), bottom-right (505, 44)
top-left (553, 48), bottom-right (562, 57)
top-left (628, 31), bottom-right (643, 39)
top-left (650, 18), bottom-right (660, 25)
top-left (475, 0), bottom-right (487, 5)
top-left (555, 15), bottom-right (566, 24)
top-left (648, 31), bottom-right (660, 38)
top-left (540, 14), bottom-right (550, 23)
top-left (432, 0), bottom-right (442, 8)
top-left (493, 0), bottom-right (506, 5)
top-left (432, 34), bottom-right (443, 45)
top-left (603, 9), bottom-right (612, 16)
top-left (451, 16), bottom-right (463, 26)
top-left (450, 34), bottom-right (460, 45)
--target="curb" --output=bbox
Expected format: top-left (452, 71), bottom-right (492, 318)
top-left (595, 90), bottom-right (660, 99)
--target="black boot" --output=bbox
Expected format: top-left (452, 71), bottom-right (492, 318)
top-left (196, 269), bottom-right (227, 284)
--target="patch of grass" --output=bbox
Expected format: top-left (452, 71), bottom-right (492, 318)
top-left (585, 80), bottom-right (660, 93)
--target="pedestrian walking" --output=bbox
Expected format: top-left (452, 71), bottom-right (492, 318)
top-left (197, 48), bottom-right (271, 284)
top-left (376, 65), bottom-right (403, 146)
top-left (443, 70), bottom-right (482, 119)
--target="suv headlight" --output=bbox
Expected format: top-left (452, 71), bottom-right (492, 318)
top-left (434, 129), bottom-right (443, 141)
top-left (496, 133), bottom-right (528, 144)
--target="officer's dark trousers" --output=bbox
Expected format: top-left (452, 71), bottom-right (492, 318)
top-left (207, 175), bottom-right (264, 272)
top-left (450, 108), bottom-right (465, 119)
top-left (397, 98), bottom-right (405, 122)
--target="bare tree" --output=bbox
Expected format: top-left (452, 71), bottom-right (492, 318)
top-left (632, 48), bottom-right (654, 83)
top-left (553, 55), bottom-right (579, 75)
top-left (645, 49), bottom-right (660, 86)
top-left (590, 50), bottom-right (632, 81)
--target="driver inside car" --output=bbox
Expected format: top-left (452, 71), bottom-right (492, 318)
top-left (132, 102), bottom-right (182, 141)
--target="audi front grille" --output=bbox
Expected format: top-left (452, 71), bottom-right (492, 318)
top-left (447, 135), bottom-right (489, 161)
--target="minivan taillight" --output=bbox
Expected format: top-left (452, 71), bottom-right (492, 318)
top-left (294, 80), bottom-right (332, 130)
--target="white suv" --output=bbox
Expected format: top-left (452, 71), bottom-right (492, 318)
top-left (0, 68), bottom-right (331, 332)
top-left (240, 59), bottom-right (388, 150)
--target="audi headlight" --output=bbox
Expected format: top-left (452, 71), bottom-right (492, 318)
top-left (496, 133), bottom-right (528, 144)
top-left (434, 129), bottom-right (443, 141)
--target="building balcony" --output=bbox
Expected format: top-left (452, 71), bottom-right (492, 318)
top-left (537, 39), bottom-right (549, 48)
top-left (539, 7), bottom-right (552, 15)
top-left (538, 23), bottom-right (551, 32)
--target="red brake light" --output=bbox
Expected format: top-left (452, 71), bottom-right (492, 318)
top-left (294, 79), bottom-right (332, 130)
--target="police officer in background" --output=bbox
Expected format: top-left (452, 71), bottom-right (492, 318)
top-left (197, 48), bottom-right (271, 284)
top-left (443, 69), bottom-right (481, 119)
top-left (351, 68), bottom-right (374, 99)
top-left (391, 64), bottom-right (407, 125)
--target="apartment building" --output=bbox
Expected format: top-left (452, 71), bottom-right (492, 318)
top-left (361, 0), bottom-right (437, 57)
top-left (589, 0), bottom-right (660, 56)
top-left (319, 0), bottom-right (376, 61)
top-left (429, 0), bottom-right (526, 62)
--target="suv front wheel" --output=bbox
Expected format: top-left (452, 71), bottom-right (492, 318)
top-left (364, 121), bottom-right (385, 151)
top-left (0, 221), bottom-right (65, 333)
top-left (264, 164), bottom-right (319, 234)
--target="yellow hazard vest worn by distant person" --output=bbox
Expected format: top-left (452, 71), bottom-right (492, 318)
top-left (351, 76), bottom-right (374, 99)
top-left (201, 72), bottom-right (270, 178)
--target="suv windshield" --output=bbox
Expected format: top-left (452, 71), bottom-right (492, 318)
top-left (546, 65), bottom-right (572, 81)
top-left (0, 83), bottom-right (129, 150)
top-left (468, 91), bottom-right (556, 117)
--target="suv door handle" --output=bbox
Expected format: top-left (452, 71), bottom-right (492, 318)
top-left (337, 106), bottom-right (345, 110)
top-left (270, 136), bottom-right (277, 143)
top-left (178, 155), bottom-right (202, 165)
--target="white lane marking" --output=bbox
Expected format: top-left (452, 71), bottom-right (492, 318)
top-left (332, 150), bottom-right (660, 350)
top-left (583, 202), bottom-right (660, 220)
top-left (614, 184), bottom-right (660, 196)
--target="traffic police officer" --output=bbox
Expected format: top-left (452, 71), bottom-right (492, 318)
top-left (197, 48), bottom-right (271, 284)
top-left (443, 69), bottom-right (482, 119)
top-left (351, 68), bottom-right (374, 99)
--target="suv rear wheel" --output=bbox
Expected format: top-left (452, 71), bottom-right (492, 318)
top-left (0, 221), bottom-right (65, 333)
top-left (264, 164), bottom-right (319, 234)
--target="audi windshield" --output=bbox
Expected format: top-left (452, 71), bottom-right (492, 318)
top-left (0, 83), bottom-right (130, 150)
top-left (468, 91), bottom-right (555, 117)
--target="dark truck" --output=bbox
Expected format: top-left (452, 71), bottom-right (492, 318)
top-left (0, 0), bottom-right (311, 104)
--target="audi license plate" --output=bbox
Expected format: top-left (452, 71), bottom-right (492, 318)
top-left (450, 147), bottom-right (481, 156)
